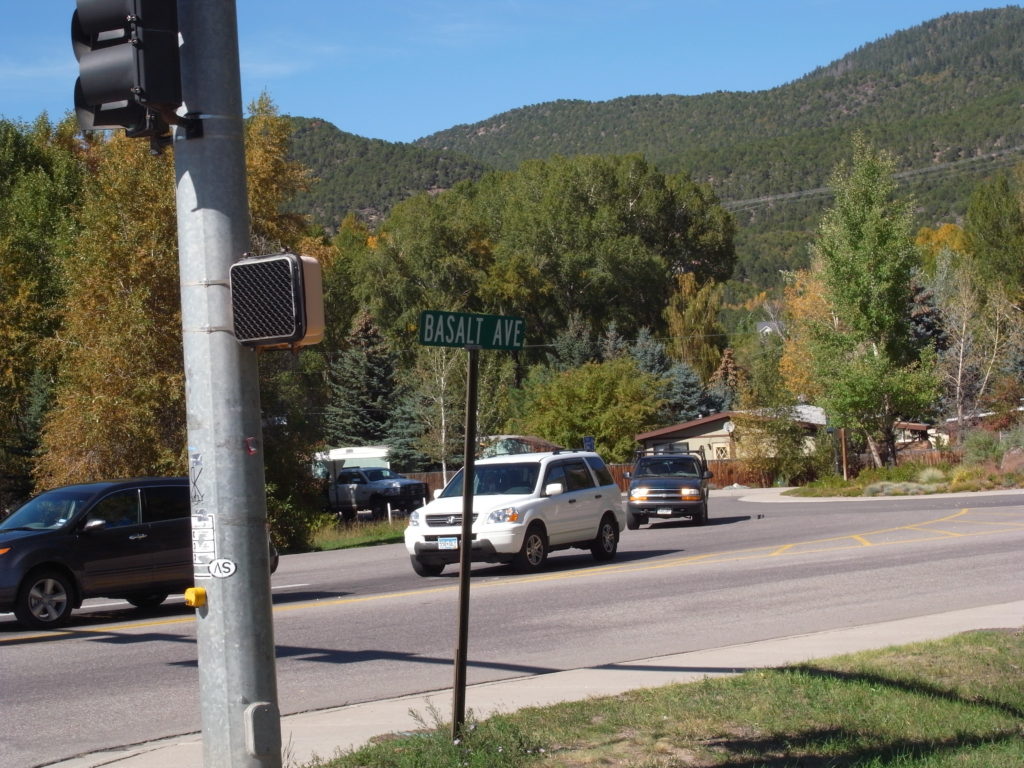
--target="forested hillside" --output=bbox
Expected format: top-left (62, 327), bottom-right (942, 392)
top-left (287, 117), bottom-right (489, 226)
top-left (290, 7), bottom-right (1024, 289)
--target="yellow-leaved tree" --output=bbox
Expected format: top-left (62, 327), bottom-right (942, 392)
top-left (35, 95), bottom-right (316, 491)
top-left (35, 133), bottom-right (183, 487)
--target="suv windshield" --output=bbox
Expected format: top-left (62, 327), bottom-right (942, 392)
top-left (0, 489), bottom-right (95, 531)
top-left (635, 458), bottom-right (700, 478)
top-left (439, 463), bottom-right (540, 498)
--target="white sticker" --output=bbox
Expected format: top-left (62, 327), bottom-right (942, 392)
top-left (209, 558), bottom-right (237, 578)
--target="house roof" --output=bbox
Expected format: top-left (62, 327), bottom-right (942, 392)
top-left (635, 405), bottom-right (827, 442)
top-left (635, 412), bottom-right (739, 441)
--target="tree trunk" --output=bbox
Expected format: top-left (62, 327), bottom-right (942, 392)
top-left (865, 433), bottom-right (884, 468)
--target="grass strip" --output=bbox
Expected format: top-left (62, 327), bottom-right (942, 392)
top-left (302, 629), bottom-right (1024, 768)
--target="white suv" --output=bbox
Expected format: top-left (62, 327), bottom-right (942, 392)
top-left (404, 451), bottom-right (625, 576)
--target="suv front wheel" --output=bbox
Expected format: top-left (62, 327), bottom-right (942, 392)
top-left (15, 569), bottom-right (75, 629)
top-left (512, 524), bottom-right (548, 573)
top-left (410, 556), bottom-right (444, 577)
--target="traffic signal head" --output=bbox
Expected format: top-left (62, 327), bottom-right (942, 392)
top-left (229, 253), bottom-right (325, 350)
top-left (72, 0), bottom-right (182, 137)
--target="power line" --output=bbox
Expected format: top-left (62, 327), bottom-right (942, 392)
top-left (721, 145), bottom-right (1024, 213)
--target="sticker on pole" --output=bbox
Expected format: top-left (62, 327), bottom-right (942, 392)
top-left (208, 558), bottom-right (237, 578)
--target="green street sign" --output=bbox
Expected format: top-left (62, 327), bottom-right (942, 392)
top-left (419, 310), bottom-right (526, 350)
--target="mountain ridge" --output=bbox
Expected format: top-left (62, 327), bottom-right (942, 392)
top-left (288, 7), bottom-right (1024, 288)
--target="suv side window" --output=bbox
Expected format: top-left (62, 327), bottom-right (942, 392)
top-left (143, 486), bottom-right (190, 523)
top-left (88, 489), bottom-right (142, 529)
top-left (542, 463), bottom-right (566, 493)
top-left (562, 459), bottom-right (595, 491)
top-left (585, 456), bottom-right (614, 486)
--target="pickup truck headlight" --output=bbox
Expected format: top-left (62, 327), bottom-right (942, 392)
top-left (629, 487), bottom-right (650, 501)
top-left (679, 488), bottom-right (702, 500)
top-left (486, 506), bottom-right (521, 524)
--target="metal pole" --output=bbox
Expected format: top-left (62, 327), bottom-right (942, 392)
top-left (452, 346), bottom-right (479, 739)
top-left (173, 2), bottom-right (281, 766)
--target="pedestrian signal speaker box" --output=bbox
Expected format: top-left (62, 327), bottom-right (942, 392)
top-left (229, 253), bottom-right (324, 349)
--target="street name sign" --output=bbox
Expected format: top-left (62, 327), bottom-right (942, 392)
top-left (419, 310), bottom-right (526, 350)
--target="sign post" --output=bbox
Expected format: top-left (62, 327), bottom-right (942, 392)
top-left (417, 310), bottom-right (524, 739)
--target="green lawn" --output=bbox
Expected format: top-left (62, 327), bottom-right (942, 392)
top-left (302, 629), bottom-right (1024, 768)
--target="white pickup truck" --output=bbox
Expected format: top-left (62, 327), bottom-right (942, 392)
top-left (328, 466), bottom-right (428, 522)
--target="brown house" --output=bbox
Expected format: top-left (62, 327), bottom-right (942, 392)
top-left (635, 412), bottom-right (741, 460)
top-left (636, 406), bottom-right (828, 460)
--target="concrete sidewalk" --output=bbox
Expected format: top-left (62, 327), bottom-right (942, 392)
top-left (46, 599), bottom-right (1024, 768)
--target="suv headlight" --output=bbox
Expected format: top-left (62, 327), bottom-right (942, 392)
top-left (486, 506), bottom-right (521, 524)
top-left (408, 510), bottom-right (421, 527)
top-left (679, 488), bottom-right (702, 500)
top-left (629, 487), bottom-right (650, 501)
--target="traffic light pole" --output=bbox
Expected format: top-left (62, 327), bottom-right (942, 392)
top-left (173, 2), bottom-right (281, 766)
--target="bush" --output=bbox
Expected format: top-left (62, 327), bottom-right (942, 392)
top-left (266, 481), bottom-right (334, 552)
top-left (962, 429), bottom-right (1003, 465)
top-left (915, 467), bottom-right (946, 484)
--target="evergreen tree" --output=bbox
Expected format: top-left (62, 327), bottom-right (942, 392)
top-left (383, 391), bottom-right (431, 473)
top-left (908, 272), bottom-right (948, 353)
top-left (549, 312), bottom-right (597, 370)
top-left (629, 327), bottom-right (671, 375)
top-left (598, 321), bottom-right (630, 361)
top-left (323, 312), bottom-right (398, 446)
top-left (660, 362), bottom-right (706, 424)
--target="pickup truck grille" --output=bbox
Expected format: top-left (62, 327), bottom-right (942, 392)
top-left (397, 483), bottom-right (428, 500)
top-left (425, 513), bottom-right (478, 527)
top-left (642, 489), bottom-right (683, 501)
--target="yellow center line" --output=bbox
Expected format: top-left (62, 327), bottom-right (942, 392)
top-left (5, 507), bottom-right (1021, 643)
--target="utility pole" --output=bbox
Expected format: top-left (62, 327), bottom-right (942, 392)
top-left (174, 2), bottom-right (281, 766)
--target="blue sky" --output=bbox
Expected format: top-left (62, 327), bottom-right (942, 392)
top-left (3, 2), bottom-right (1014, 143)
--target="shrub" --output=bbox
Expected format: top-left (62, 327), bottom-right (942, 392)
top-left (962, 429), bottom-right (1003, 465)
top-left (915, 467), bottom-right (945, 484)
top-left (266, 481), bottom-right (334, 552)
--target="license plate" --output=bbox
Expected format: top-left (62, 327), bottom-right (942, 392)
top-left (438, 536), bottom-right (459, 550)
top-left (656, 508), bottom-right (674, 516)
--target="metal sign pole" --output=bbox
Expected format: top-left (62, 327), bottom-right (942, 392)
top-left (452, 345), bottom-right (479, 739)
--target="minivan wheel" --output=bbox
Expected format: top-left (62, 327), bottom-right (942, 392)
top-left (15, 569), bottom-right (75, 629)
top-left (512, 524), bottom-right (548, 573)
top-left (127, 593), bottom-right (169, 610)
top-left (591, 514), bottom-right (619, 561)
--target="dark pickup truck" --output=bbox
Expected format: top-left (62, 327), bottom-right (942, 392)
top-left (625, 449), bottom-right (713, 529)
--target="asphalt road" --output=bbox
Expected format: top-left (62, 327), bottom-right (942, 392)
top-left (2, 488), bottom-right (1022, 768)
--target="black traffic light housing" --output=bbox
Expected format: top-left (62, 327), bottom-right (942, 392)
top-left (229, 253), bottom-right (325, 350)
top-left (72, 0), bottom-right (185, 140)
